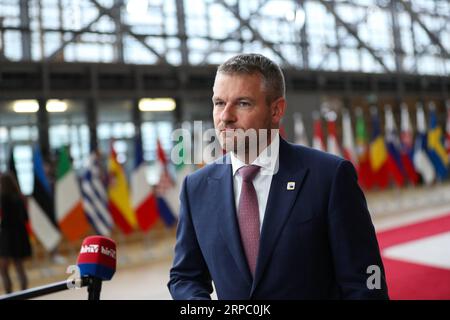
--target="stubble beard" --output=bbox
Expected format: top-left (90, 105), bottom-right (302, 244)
top-left (218, 120), bottom-right (274, 163)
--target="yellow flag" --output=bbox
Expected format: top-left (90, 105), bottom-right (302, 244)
top-left (108, 146), bottom-right (137, 234)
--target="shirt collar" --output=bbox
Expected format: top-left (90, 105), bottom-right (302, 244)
top-left (230, 133), bottom-right (280, 177)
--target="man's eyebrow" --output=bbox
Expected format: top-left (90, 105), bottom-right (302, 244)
top-left (236, 97), bottom-right (255, 102)
top-left (212, 96), bottom-right (255, 102)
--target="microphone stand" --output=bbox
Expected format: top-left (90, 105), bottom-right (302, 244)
top-left (86, 277), bottom-right (102, 301)
top-left (0, 277), bottom-right (103, 300)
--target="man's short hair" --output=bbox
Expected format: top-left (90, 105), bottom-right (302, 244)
top-left (216, 53), bottom-right (286, 105)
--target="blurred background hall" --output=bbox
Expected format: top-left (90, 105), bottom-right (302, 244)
top-left (0, 0), bottom-right (449, 300)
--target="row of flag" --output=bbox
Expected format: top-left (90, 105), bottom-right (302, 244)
top-left (7, 136), bottom-right (184, 253)
top-left (6, 101), bottom-right (449, 251)
top-left (294, 102), bottom-right (450, 190)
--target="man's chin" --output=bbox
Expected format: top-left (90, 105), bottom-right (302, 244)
top-left (219, 137), bottom-right (238, 153)
top-left (219, 142), bottom-right (235, 154)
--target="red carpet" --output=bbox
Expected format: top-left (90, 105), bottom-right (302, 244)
top-left (376, 213), bottom-right (450, 300)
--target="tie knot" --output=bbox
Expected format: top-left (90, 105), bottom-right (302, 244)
top-left (239, 165), bottom-right (260, 182)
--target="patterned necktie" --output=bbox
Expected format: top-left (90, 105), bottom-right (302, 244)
top-left (237, 165), bottom-right (261, 277)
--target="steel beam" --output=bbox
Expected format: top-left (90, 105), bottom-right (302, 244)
top-left (200, 0), bottom-right (271, 64)
top-left (89, 0), bottom-right (168, 64)
top-left (46, 3), bottom-right (121, 61)
top-left (390, 0), bottom-right (404, 73)
top-left (175, 0), bottom-right (189, 65)
top-left (19, 0), bottom-right (32, 60)
top-left (318, 0), bottom-right (392, 73)
top-left (216, 0), bottom-right (291, 66)
top-left (0, 17), bottom-right (6, 61)
top-left (296, 0), bottom-right (309, 69)
top-left (398, 0), bottom-right (449, 60)
top-left (113, 0), bottom-right (124, 63)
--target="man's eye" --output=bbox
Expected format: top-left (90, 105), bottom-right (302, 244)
top-left (239, 101), bottom-right (251, 107)
top-left (214, 101), bottom-right (225, 107)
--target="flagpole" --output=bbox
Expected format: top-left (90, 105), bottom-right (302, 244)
top-left (115, 231), bottom-right (131, 266)
top-left (142, 228), bottom-right (155, 260)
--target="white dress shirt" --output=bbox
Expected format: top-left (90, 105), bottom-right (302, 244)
top-left (230, 134), bottom-right (280, 231)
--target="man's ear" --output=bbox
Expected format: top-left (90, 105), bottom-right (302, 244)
top-left (271, 97), bottom-right (286, 123)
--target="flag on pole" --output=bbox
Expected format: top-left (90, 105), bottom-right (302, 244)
top-left (342, 109), bottom-right (357, 167)
top-left (326, 111), bottom-right (342, 156)
top-left (32, 146), bottom-right (57, 225)
top-left (55, 146), bottom-right (89, 242)
top-left (80, 151), bottom-right (113, 236)
top-left (312, 112), bottom-right (325, 151)
top-left (427, 103), bottom-right (449, 179)
top-left (108, 143), bottom-right (137, 234)
top-left (164, 125), bottom-right (193, 217)
top-left (355, 108), bottom-right (374, 189)
top-left (399, 102), bottom-right (419, 185)
top-left (413, 103), bottom-right (436, 185)
top-left (157, 197), bottom-right (177, 227)
top-left (131, 134), bottom-right (159, 232)
top-left (384, 105), bottom-right (406, 187)
top-left (445, 101), bottom-right (450, 158)
top-left (155, 138), bottom-right (177, 227)
top-left (293, 113), bottom-right (309, 146)
top-left (27, 197), bottom-right (61, 252)
top-left (29, 145), bottom-right (61, 252)
top-left (369, 107), bottom-right (389, 189)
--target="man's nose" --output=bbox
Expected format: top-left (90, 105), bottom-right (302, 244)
top-left (221, 103), bottom-right (237, 123)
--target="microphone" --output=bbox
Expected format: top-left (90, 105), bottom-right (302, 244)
top-left (0, 235), bottom-right (116, 300)
top-left (77, 236), bottom-right (117, 300)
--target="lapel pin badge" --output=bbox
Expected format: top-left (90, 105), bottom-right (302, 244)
top-left (287, 181), bottom-right (295, 190)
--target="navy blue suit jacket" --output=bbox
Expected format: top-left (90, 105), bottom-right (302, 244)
top-left (168, 138), bottom-right (389, 299)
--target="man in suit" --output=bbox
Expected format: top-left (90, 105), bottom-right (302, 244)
top-left (168, 53), bottom-right (388, 299)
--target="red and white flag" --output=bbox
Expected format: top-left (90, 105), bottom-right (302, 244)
top-left (399, 102), bottom-right (419, 185)
top-left (312, 112), bottom-right (325, 151)
top-left (131, 135), bottom-right (159, 232)
top-left (293, 113), bottom-right (309, 146)
top-left (326, 111), bottom-right (342, 156)
top-left (342, 109), bottom-right (357, 166)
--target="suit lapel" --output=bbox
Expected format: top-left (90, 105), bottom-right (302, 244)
top-left (251, 139), bottom-right (309, 294)
top-left (208, 157), bottom-right (253, 285)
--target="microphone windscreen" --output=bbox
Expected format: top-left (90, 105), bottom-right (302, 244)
top-left (76, 236), bottom-right (116, 280)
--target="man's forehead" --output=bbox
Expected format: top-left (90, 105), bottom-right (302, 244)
top-left (214, 71), bottom-right (263, 81)
top-left (213, 72), bottom-right (265, 92)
